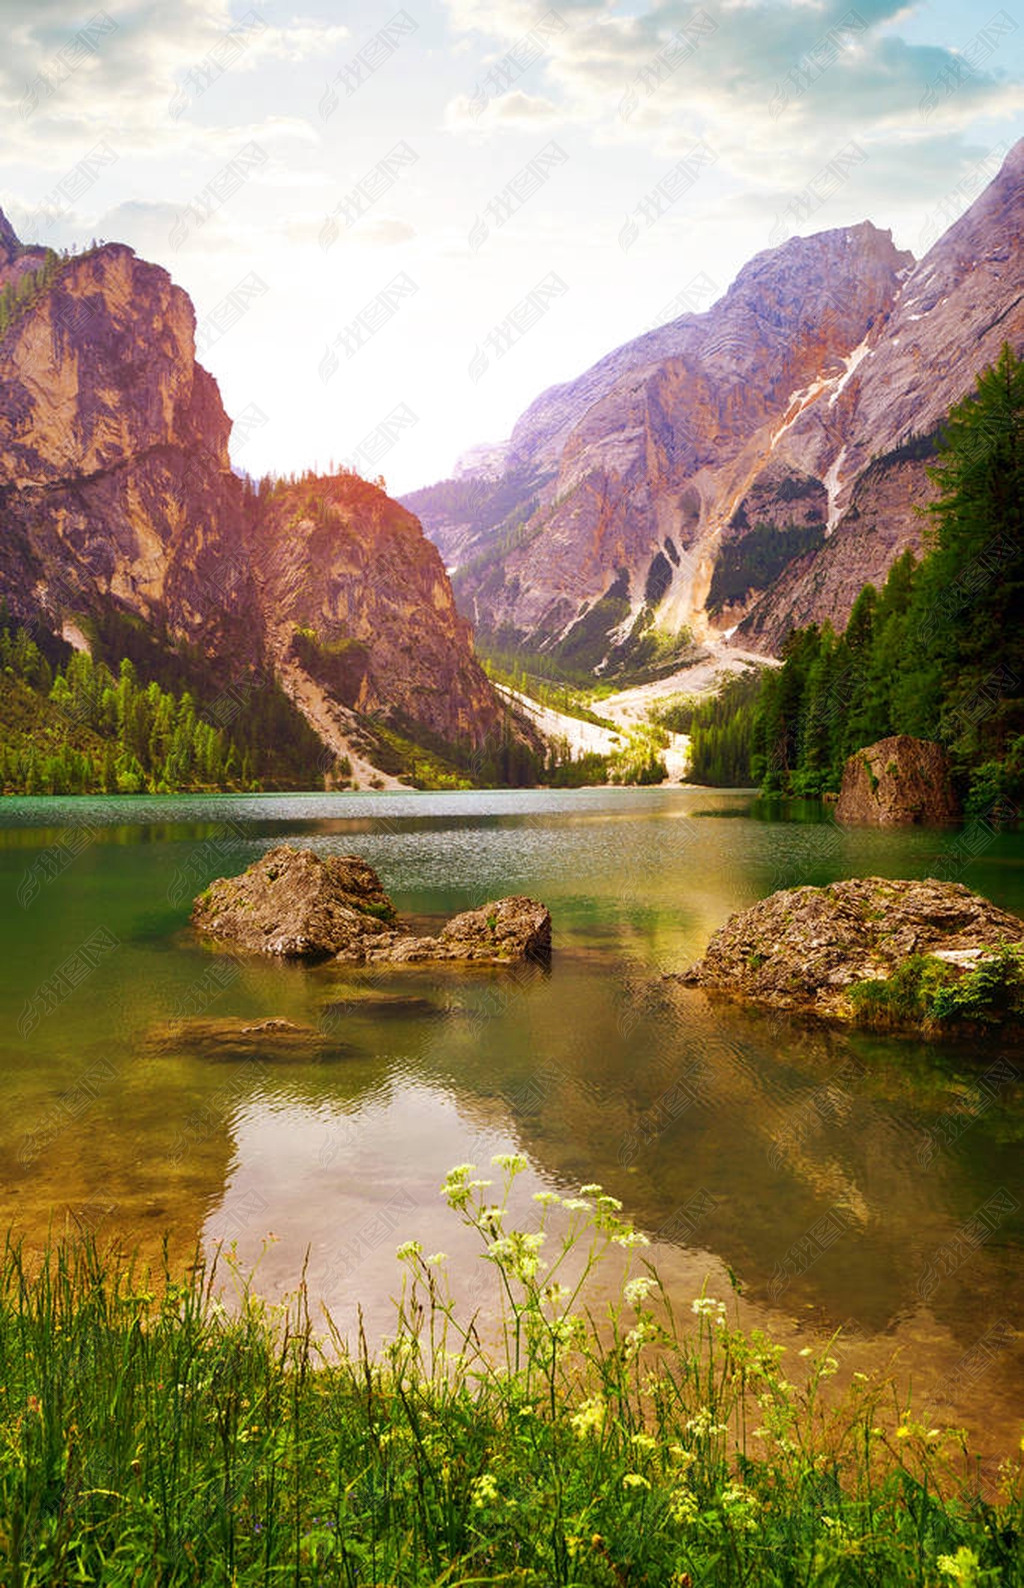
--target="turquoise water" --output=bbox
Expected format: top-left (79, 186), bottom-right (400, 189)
top-left (2, 788), bottom-right (1023, 1457)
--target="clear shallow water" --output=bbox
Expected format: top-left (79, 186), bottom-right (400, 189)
top-left (2, 788), bottom-right (1023, 1462)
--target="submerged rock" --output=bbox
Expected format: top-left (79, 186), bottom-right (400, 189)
top-left (192, 845), bottom-right (551, 966)
top-left (835, 735), bottom-right (960, 827)
top-left (321, 994), bottom-right (446, 1019)
top-left (146, 1015), bottom-right (346, 1062)
top-left (679, 876), bottom-right (1024, 1031)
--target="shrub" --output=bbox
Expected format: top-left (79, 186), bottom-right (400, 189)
top-left (849, 946), bottom-right (1024, 1027)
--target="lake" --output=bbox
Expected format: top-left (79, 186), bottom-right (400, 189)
top-left (2, 788), bottom-right (1022, 1469)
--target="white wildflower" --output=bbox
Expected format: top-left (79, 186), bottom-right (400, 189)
top-left (613, 1230), bottom-right (650, 1249)
top-left (690, 1296), bottom-right (727, 1323)
top-left (624, 1277), bottom-right (654, 1309)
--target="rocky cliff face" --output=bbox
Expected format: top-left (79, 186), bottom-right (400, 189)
top-left (407, 141), bottom-right (1024, 664)
top-left (253, 474), bottom-right (503, 748)
top-left (0, 236), bottom-right (258, 666)
top-left (0, 214), bottom-right (506, 772)
top-left (741, 138), bottom-right (1024, 649)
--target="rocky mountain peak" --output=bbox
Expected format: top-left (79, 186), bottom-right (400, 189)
top-left (408, 143), bottom-right (1023, 668)
top-left (0, 218), bottom-right (512, 778)
top-left (729, 220), bottom-right (912, 306)
top-left (733, 137), bottom-right (1024, 650)
top-left (408, 214), bottom-right (914, 649)
top-left (0, 209), bottom-right (21, 266)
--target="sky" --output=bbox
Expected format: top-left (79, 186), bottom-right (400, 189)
top-left (1, 0), bottom-right (1022, 495)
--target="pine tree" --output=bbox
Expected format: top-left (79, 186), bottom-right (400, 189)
top-left (911, 342), bottom-right (1024, 759)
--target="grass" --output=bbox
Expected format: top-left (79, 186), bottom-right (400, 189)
top-left (1, 1163), bottom-right (1022, 1585)
top-left (849, 944), bottom-right (1024, 1030)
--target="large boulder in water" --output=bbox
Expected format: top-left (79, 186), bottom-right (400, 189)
top-left (146, 1015), bottom-right (345, 1062)
top-left (192, 845), bottom-right (551, 966)
top-left (679, 876), bottom-right (1024, 1032)
top-left (835, 735), bottom-right (960, 826)
top-left (191, 846), bottom-right (398, 959)
top-left (350, 896), bottom-right (552, 965)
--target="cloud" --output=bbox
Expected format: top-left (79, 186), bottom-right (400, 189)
top-left (440, 0), bottom-right (1023, 182)
top-left (0, 3), bottom-right (349, 160)
top-left (359, 218), bottom-right (417, 246)
top-left (92, 199), bottom-right (183, 255)
top-left (283, 212), bottom-right (418, 250)
top-left (443, 0), bottom-right (613, 34)
top-left (444, 88), bottom-right (563, 129)
top-left (245, 21), bottom-right (350, 65)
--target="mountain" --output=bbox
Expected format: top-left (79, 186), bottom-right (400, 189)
top-left (0, 213), bottom-right (517, 786)
top-left (405, 141), bottom-right (1024, 668)
top-left (252, 474), bottom-right (505, 759)
top-left (739, 138), bottom-right (1024, 649)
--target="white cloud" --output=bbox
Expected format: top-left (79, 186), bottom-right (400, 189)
top-left (0, 3), bottom-right (349, 161)
top-left (359, 217), bottom-right (418, 245)
top-left (440, 0), bottom-right (1023, 185)
top-left (444, 88), bottom-right (563, 128)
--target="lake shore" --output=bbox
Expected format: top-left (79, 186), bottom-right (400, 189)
top-left (4, 1173), bottom-right (1021, 1587)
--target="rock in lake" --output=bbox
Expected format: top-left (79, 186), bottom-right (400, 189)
top-left (350, 895), bottom-right (552, 966)
top-left (146, 1016), bottom-right (345, 1062)
top-left (835, 735), bottom-right (960, 826)
top-left (192, 845), bottom-right (551, 966)
top-left (679, 876), bottom-right (1024, 1032)
top-left (191, 846), bottom-right (398, 959)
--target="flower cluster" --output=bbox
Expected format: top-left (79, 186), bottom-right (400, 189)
top-left (691, 1296), bottom-right (727, 1324)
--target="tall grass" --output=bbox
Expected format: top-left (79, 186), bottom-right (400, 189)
top-left (0, 1160), bottom-right (1020, 1585)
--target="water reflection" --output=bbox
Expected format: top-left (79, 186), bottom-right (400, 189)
top-left (1, 789), bottom-right (1023, 1458)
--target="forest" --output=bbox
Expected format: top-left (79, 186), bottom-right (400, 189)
top-left (686, 344), bottom-right (1024, 815)
top-left (0, 620), bottom-right (326, 794)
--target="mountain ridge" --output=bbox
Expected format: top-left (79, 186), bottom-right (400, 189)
top-left (0, 213), bottom-right (523, 787)
top-left (404, 142), bottom-right (1024, 667)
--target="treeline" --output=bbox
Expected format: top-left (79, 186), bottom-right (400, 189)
top-left (0, 628), bottom-right (248, 794)
top-left (0, 620), bottom-right (329, 795)
top-left (707, 521), bottom-right (824, 614)
top-left (654, 672), bottom-right (764, 787)
top-left (699, 345), bottom-right (1024, 813)
top-left (0, 250), bottom-right (64, 337)
top-left (76, 607), bottom-right (326, 789)
top-left (544, 725), bottom-right (669, 788)
top-left (0, 612), bottom-right (545, 796)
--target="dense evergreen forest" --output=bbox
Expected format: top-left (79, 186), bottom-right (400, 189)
top-left (686, 344), bottom-right (1024, 814)
top-left (654, 671), bottom-right (763, 788)
top-left (0, 615), bottom-right (542, 795)
top-left (0, 617), bottom-right (325, 794)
